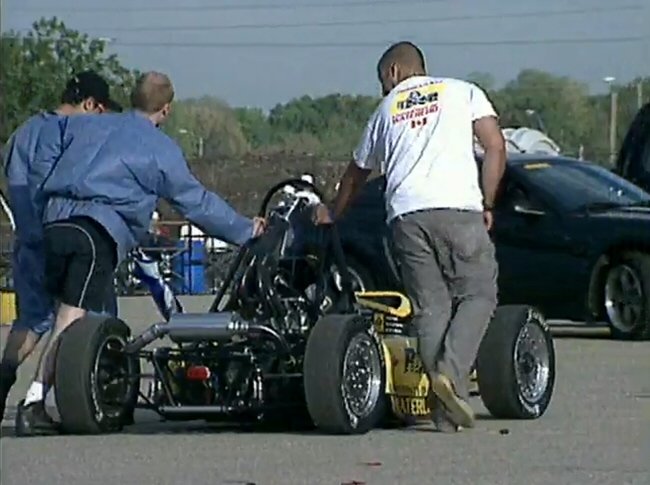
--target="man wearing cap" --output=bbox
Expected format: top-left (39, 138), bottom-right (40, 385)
top-left (14, 71), bottom-right (265, 435)
top-left (0, 71), bottom-right (121, 423)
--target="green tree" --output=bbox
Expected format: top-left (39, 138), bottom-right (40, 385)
top-left (467, 71), bottom-right (496, 92)
top-left (264, 94), bottom-right (379, 156)
top-left (234, 107), bottom-right (273, 149)
top-left (491, 69), bottom-right (597, 159)
top-left (0, 17), bottom-right (137, 142)
top-left (164, 96), bottom-right (250, 159)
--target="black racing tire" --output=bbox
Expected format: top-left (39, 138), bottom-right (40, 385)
top-left (325, 255), bottom-right (376, 314)
top-left (55, 315), bottom-right (141, 434)
top-left (345, 255), bottom-right (376, 292)
top-left (304, 314), bottom-right (386, 434)
top-left (604, 252), bottom-right (650, 341)
top-left (476, 305), bottom-right (555, 420)
top-left (329, 254), bottom-right (375, 295)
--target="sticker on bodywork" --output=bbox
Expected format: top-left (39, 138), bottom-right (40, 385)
top-left (524, 162), bottom-right (551, 170)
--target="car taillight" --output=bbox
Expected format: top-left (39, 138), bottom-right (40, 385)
top-left (186, 365), bottom-right (211, 381)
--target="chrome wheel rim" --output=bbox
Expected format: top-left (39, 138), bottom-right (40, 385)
top-left (605, 264), bottom-right (644, 333)
top-left (514, 321), bottom-right (551, 403)
top-left (332, 265), bottom-right (367, 293)
top-left (341, 332), bottom-right (382, 420)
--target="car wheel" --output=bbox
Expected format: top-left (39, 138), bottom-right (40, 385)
top-left (304, 314), bottom-right (386, 434)
top-left (331, 255), bottom-right (375, 293)
top-left (476, 305), bottom-right (555, 419)
top-left (55, 315), bottom-right (140, 434)
top-left (604, 252), bottom-right (650, 341)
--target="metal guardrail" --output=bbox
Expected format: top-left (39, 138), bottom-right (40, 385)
top-left (0, 219), bottom-right (237, 296)
top-left (0, 222), bottom-right (14, 290)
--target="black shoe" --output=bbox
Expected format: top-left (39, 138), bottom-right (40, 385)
top-left (15, 400), bottom-right (60, 437)
top-left (122, 410), bottom-right (135, 426)
top-left (0, 362), bottom-right (18, 423)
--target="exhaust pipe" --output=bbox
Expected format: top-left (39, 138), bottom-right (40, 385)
top-left (159, 405), bottom-right (235, 414)
top-left (124, 312), bottom-right (290, 354)
top-left (166, 312), bottom-right (243, 342)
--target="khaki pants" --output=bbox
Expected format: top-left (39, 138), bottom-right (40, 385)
top-left (391, 209), bottom-right (498, 401)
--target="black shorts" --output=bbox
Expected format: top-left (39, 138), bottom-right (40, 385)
top-left (44, 216), bottom-right (117, 313)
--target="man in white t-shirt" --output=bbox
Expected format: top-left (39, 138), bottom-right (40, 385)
top-left (314, 41), bottom-right (506, 432)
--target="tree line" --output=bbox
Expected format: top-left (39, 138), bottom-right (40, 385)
top-left (1, 17), bottom-right (648, 169)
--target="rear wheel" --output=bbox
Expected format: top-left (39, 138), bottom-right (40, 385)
top-left (604, 252), bottom-right (650, 341)
top-left (476, 305), bottom-right (555, 419)
top-left (55, 315), bottom-right (140, 434)
top-left (304, 314), bottom-right (386, 434)
top-left (331, 255), bottom-right (375, 293)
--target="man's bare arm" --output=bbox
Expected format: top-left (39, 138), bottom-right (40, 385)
top-left (474, 116), bottom-right (506, 208)
top-left (331, 161), bottom-right (372, 220)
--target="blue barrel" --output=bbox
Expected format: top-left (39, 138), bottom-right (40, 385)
top-left (173, 240), bottom-right (207, 295)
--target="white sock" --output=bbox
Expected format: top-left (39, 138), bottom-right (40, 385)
top-left (24, 382), bottom-right (44, 405)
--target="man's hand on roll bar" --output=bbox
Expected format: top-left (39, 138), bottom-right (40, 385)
top-left (312, 203), bottom-right (334, 225)
top-left (252, 217), bottom-right (268, 237)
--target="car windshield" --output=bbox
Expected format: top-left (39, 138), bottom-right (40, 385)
top-left (516, 159), bottom-right (650, 212)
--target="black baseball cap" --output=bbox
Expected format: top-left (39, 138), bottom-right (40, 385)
top-left (64, 70), bottom-right (122, 112)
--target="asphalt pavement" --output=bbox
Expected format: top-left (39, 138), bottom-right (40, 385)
top-left (0, 296), bottom-right (648, 485)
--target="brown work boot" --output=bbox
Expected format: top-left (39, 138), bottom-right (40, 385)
top-left (426, 391), bottom-right (460, 433)
top-left (428, 373), bottom-right (475, 429)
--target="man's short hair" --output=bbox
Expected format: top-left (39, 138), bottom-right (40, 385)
top-left (130, 72), bottom-right (175, 114)
top-left (377, 41), bottom-right (426, 77)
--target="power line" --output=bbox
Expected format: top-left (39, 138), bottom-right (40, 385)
top-left (108, 37), bottom-right (646, 48)
top-left (83, 5), bottom-right (643, 33)
top-left (10, 0), bottom-right (448, 13)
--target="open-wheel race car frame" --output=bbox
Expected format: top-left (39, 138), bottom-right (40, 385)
top-left (52, 178), bottom-right (556, 435)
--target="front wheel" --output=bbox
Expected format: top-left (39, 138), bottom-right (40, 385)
top-left (604, 252), bottom-right (650, 341)
top-left (303, 314), bottom-right (386, 434)
top-left (55, 315), bottom-right (140, 434)
top-left (476, 305), bottom-right (555, 420)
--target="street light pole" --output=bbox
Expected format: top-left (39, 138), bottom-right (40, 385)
top-left (525, 108), bottom-right (547, 134)
top-left (637, 80), bottom-right (644, 110)
top-left (178, 128), bottom-right (204, 158)
top-left (603, 77), bottom-right (618, 167)
top-left (197, 136), bottom-right (204, 159)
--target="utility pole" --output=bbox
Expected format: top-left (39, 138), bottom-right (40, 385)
top-left (604, 77), bottom-right (618, 167)
top-left (609, 91), bottom-right (618, 167)
top-left (198, 136), bottom-right (205, 159)
top-left (637, 80), bottom-right (644, 110)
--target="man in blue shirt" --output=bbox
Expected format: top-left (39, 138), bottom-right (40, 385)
top-left (0, 71), bottom-right (122, 423)
top-left (16, 71), bottom-right (265, 435)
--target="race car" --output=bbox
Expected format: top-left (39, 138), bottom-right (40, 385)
top-left (51, 178), bottom-right (556, 435)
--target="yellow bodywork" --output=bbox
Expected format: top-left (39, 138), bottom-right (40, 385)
top-left (0, 290), bottom-right (16, 325)
top-left (354, 291), bottom-right (412, 319)
top-left (354, 291), bottom-right (477, 421)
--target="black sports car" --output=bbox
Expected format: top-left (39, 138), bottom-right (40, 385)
top-left (326, 155), bottom-right (650, 341)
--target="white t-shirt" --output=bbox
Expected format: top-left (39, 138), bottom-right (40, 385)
top-left (353, 76), bottom-right (497, 222)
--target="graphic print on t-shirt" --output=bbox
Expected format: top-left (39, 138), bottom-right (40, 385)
top-left (390, 81), bottom-right (446, 127)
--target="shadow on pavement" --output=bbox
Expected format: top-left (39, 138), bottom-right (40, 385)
top-left (549, 323), bottom-right (612, 340)
top-left (1, 424), bottom-right (15, 438)
top-left (120, 420), bottom-right (319, 437)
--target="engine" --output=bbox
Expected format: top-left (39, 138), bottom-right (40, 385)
top-left (135, 179), bottom-right (342, 418)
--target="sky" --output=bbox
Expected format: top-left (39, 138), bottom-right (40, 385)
top-left (2, 0), bottom-right (649, 109)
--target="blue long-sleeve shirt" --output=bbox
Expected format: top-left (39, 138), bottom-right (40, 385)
top-left (4, 112), bottom-right (66, 244)
top-left (3, 112), bottom-right (65, 331)
top-left (40, 111), bottom-right (254, 263)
